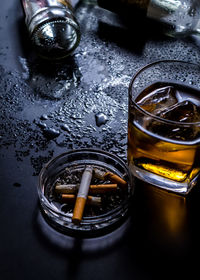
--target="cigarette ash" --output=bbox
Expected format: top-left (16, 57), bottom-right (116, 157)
top-left (44, 165), bottom-right (129, 219)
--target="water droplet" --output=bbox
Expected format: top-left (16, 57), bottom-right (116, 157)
top-left (60, 124), bottom-right (70, 132)
top-left (37, 121), bottom-right (47, 129)
top-left (95, 112), bottom-right (108, 127)
top-left (40, 114), bottom-right (49, 120)
top-left (43, 128), bottom-right (60, 139)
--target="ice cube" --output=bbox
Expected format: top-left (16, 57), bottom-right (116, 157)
top-left (149, 100), bottom-right (200, 141)
top-left (160, 100), bottom-right (200, 123)
top-left (160, 100), bottom-right (200, 139)
top-left (138, 85), bottom-right (178, 115)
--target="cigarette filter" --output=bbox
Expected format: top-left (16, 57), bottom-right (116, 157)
top-left (89, 184), bottom-right (117, 193)
top-left (94, 168), bottom-right (127, 188)
top-left (72, 166), bottom-right (93, 224)
top-left (105, 172), bottom-right (127, 188)
top-left (62, 194), bottom-right (101, 206)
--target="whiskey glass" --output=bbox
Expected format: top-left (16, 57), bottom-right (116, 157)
top-left (128, 60), bottom-right (200, 194)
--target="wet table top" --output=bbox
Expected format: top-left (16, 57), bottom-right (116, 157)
top-left (1, 1), bottom-right (200, 280)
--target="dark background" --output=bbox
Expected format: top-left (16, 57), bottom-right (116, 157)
top-left (1, 1), bottom-right (200, 279)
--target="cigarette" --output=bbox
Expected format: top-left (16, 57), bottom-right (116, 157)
top-left (55, 183), bottom-right (117, 194)
top-left (94, 168), bottom-right (127, 188)
top-left (105, 172), bottom-right (127, 188)
top-left (72, 166), bottom-right (93, 225)
top-left (89, 184), bottom-right (117, 193)
top-left (55, 184), bottom-right (78, 194)
top-left (93, 168), bottom-right (106, 180)
top-left (61, 194), bottom-right (101, 206)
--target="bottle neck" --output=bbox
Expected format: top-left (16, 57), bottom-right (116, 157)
top-left (98, 0), bottom-right (200, 38)
top-left (147, 0), bottom-right (181, 22)
top-left (147, 0), bottom-right (200, 38)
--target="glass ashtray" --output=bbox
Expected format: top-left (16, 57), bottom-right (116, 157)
top-left (38, 148), bottom-right (134, 235)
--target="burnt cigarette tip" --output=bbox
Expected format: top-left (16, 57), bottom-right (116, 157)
top-left (93, 168), bottom-right (105, 180)
top-left (72, 217), bottom-right (81, 225)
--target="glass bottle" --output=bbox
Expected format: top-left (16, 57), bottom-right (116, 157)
top-left (97, 0), bottom-right (200, 38)
top-left (22, 0), bottom-right (81, 59)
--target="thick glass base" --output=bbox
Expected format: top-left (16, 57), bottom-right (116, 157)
top-left (129, 163), bottom-right (199, 195)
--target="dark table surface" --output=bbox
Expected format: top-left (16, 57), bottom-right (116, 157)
top-left (1, 1), bottom-right (200, 280)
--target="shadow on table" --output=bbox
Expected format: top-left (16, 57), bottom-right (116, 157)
top-left (33, 204), bottom-right (131, 255)
top-left (33, 178), bottom-right (200, 279)
top-left (124, 179), bottom-right (200, 279)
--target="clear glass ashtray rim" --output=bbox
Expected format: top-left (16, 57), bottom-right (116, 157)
top-left (129, 59), bottom-right (200, 127)
top-left (38, 148), bottom-right (134, 232)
